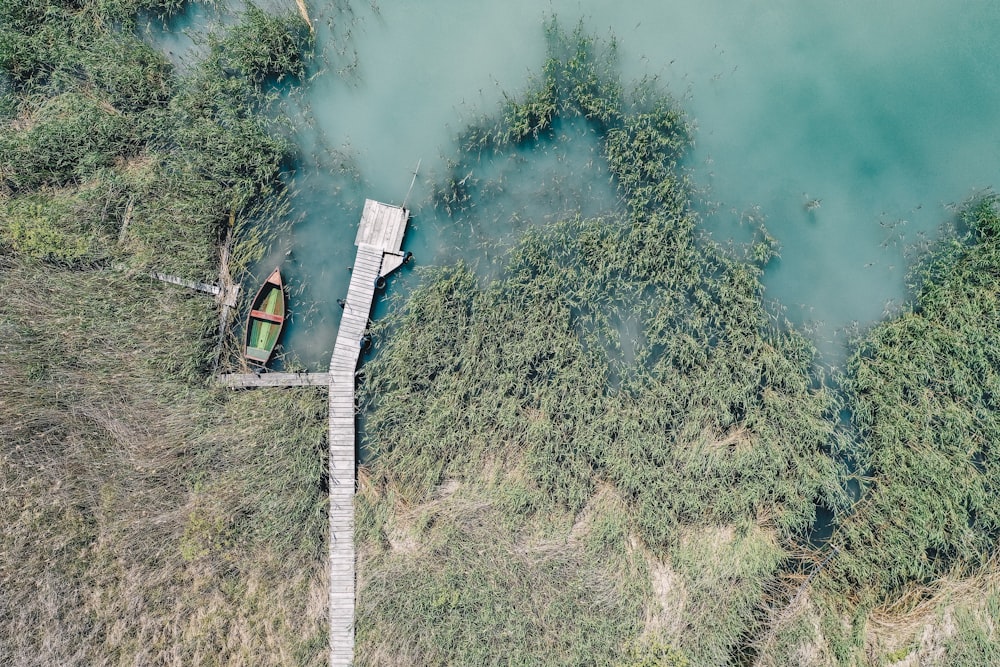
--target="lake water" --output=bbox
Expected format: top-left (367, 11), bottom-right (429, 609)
top-left (157, 1), bottom-right (1000, 368)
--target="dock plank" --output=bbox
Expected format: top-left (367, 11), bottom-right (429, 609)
top-left (150, 270), bottom-right (221, 296)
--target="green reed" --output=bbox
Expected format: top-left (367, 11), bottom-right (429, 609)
top-left (358, 19), bottom-right (846, 665)
top-left (823, 195), bottom-right (1000, 601)
top-left (0, 0), bottom-right (310, 277)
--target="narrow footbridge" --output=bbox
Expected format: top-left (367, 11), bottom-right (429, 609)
top-left (216, 372), bottom-right (333, 388)
top-left (217, 200), bottom-right (409, 666)
top-left (328, 200), bottom-right (409, 665)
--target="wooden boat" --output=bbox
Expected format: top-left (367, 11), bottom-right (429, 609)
top-left (244, 268), bottom-right (286, 365)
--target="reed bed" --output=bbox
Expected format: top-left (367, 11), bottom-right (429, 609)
top-left (357, 20), bottom-right (847, 665)
top-left (0, 0), bottom-right (309, 279)
top-left (734, 200), bottom-right (1000, 666)
top-left (825, 197), bottom-right (1000, 598)
top-left (359, 19), bottom-right (1000, 665)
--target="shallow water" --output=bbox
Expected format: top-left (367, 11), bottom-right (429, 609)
top-left (162, 1), bottom-right (1000, 368)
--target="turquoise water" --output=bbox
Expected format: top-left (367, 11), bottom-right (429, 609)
top-left (170, 1), bottom-right (1000, 368)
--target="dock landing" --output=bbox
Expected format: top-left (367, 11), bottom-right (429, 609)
top-left (328, 200), bottom-right (409, 666)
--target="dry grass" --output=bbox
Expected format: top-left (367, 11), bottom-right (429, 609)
top-left (0, 260), bottom-right (329, 665)
top-left (642, 550), bottom-right (688, 640)
top-left (862, 572), bottom-right (999, 666)
top-left (702, 424), bottom-right (754, 454)
top-left (0, 3), bottom-right (326, 664)
top-left (355, 470), bottom-right (650, 666)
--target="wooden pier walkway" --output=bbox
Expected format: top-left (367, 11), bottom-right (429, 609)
top-left (216, 372), bottom-right (333, 388)
top-left (214, 200), bottom-right (408, 665)
top-left (150, 270), bottom-right (239, 308)
top-left (328, 200), bottom-right (409, 666)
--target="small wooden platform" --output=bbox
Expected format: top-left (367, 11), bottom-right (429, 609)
top-left (329, 200), bottom-right (409, 666)
top-left (216, 372), bottom-right (333, 388)
top-left (354, 198), bottom-right (408, 252)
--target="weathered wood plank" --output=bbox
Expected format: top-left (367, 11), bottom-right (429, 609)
top-left (216, 372), bottom-right (333, 388)
top-left (354, 200), bottom-right (408, 252)
top-left (150, 270), bottom-right (221, 296)
top-left (380, 251), bottom-right (407, 276)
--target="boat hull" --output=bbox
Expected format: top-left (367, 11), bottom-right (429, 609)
top-left (244, 268), bottom-right (286, 365)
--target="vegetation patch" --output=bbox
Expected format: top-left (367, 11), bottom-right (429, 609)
top-left (0, 1), bottom-right (325, 664)
top-left (358, 19), bottom-right (845, 663)
top-left (826, 196), bottom-right (1000, 602)
top-left (0, 0), bottom-right (310, 277)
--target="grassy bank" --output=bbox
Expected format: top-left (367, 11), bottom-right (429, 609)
top-left (0, 1), bottom-right (329, 664)
top-left (1, 261), bottom-right (329, 664)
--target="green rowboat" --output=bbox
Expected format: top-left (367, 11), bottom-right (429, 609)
top-left (244, 268), bottom-right (286, 365)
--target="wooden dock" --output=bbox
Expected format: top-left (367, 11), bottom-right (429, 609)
top-left (213, 200), bottom-right (408, 664)
top-left (328, 200), bottom-right (409, 666)
top-left (216, 372), bottom-right (333, 388)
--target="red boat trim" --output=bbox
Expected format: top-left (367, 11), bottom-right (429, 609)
top-left (250, 309), bottom-right (284, 324)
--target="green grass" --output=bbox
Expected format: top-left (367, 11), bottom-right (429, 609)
top-left (360, 19), bottom-right (1000, 665)
top-left (0, 0), bottom-right (309, 278)
top-left (941, 583), bottom-right (1000, 666)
